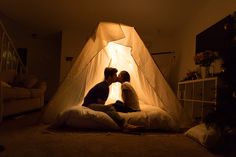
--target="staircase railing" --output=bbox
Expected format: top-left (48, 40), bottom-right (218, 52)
top-left (0, 20), bottom-right (27, 122)
top-left (0, 21), bottom-right (25, 73)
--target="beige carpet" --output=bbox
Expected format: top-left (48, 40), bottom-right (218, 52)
top-left (0, 111), bottom-right (223, 157)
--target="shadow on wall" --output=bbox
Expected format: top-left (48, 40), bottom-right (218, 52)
top-left (151, 52), bottom-right (176, 90)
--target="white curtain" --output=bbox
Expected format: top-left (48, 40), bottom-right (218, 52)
top-left (43, 22), bottom-right (183, 126)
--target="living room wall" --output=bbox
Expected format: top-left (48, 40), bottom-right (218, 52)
top-left (171, 0), bottom-right (236, 92)
top-left (60, 1), bottom-right (236, 94)
top-left (60, 29), bottom-right (89, 82)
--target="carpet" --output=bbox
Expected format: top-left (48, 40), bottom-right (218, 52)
top-left (0, 111), bottom-right (223, 157)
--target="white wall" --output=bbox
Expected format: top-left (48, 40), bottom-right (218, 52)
top-left (172, 0), bottom-right (236, 92)
top-left (60, 29), bottom-right (90, 82)
top-left (140, 31), bottom-right (176, 85)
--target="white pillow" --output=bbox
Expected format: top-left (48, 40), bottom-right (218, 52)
top-left (185, 123), bottom-right (221, 148)
top-left (54, 105), bottom-right (120, 130)
top-left (1, 81), bottom-right (12, 88)
top-left (119, 104), bottom-right (177, 130)
top-left (53, 104), bottom-right (177, 131)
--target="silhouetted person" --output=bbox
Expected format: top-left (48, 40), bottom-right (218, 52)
top-left (82, 67), bottom-right (142, 132)
top-left (112, 71), bottom-right (140, 113)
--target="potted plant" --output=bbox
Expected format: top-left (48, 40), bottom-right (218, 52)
top-left (194, 50), bottom-right (219, 78)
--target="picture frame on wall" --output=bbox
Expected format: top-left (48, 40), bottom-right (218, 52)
top-left (17, 48), bottom-right (27, 66)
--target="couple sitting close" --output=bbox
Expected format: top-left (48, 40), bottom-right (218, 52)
top-left (82, 67), bottom-right (142, 131)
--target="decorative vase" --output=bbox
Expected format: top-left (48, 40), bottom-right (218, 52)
top-left (200, 66), bottom-right (210, 78)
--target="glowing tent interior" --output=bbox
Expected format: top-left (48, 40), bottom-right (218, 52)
top-left (43, 22), bottom-right (184, 130)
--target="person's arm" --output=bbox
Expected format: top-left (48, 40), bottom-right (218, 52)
top-left (122, 89), bottom-right (129, 104)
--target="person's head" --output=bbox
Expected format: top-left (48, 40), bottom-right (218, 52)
top-left (104, 67), bottom-right (118, 84)
top-left (118, 71), bottom-right (130, 83)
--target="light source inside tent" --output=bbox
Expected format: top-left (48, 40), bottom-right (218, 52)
top-left (104, 42), bottom-right (136, 104)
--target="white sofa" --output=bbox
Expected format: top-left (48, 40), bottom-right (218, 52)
top-left (0, 70), bottom-right (47, 118)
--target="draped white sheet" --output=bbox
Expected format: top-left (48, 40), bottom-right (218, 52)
top-left (43, 22), bottom-right (184, 127)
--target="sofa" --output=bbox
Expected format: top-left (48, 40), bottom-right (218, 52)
top-left (0, 70), bottom-right (47, 118)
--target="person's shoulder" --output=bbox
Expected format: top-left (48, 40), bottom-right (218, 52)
top-left (96, 81), bottom-right (109, 88)
top-left (122, 81), bottom-right (130, 85)
top-left (122, 82), bottom-right (132, 89)
top-left (95, 81), bottom-right (105, 85)
top-left (100, 81), bottom-right (109, 86)
top-left (91, 81), bottom-right (104, 89)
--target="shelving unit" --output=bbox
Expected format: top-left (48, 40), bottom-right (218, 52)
top-left (177, 77), bottom-right (217, 124)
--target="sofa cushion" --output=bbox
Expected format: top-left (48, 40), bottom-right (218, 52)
top-left (3, 87), bottom-right (31, 100)
top-left (1, 81), bottom-right (12, 88)
top-left (12, 74), bottom-right (38, 88)
top-left (29, 89), bottom-right (41, 98)
top-left (12, 74), bottom-right (28, 87)
top-left (24, 77), bottom-right (38, 88)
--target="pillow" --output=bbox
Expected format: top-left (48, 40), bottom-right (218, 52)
top-left (12, 74), bottom-right (28, 87)
top-left (1, 81), bottom-right (12, 88)
top-left (119, 104), bottom-right (177, 130)
top-left (53, 105), bottom-right (120, 130)
top-left (185, 123), bottom-right (222, 148)
top-left (53, 104), bottom-right (178, 131)
top-left (12, 74), bottom-right (38, 88)
top-left (24, 77), bottom-right (38, 88)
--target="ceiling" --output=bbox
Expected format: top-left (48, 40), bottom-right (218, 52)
top-left (0, 0), bottom-right (209, 35)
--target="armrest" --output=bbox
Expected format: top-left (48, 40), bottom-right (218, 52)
top-left (31, 81), bottom-right (47, 95)
top-left (38, 81), bottom-right (47, 93)
top-left (33, 81), bottom-right (47, 106)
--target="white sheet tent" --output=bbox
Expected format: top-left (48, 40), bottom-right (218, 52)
top-left (43, 22), bottom-right (184, 127)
